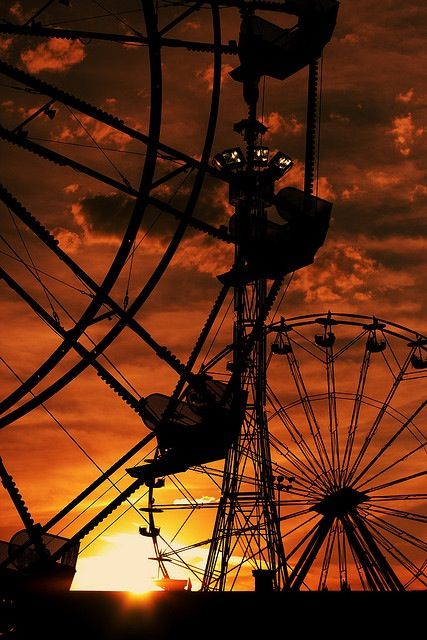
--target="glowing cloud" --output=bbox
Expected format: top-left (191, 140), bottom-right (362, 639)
top-left (263, 112), bottom-right (303, 137)
top-left (173, 496), bottom-right (217, 505)
top-left (395, 88), bottom-right (414, 103)
top-left (390, 113), bottom-right (425, 157)
top-left (21, 38), bottom-right (86, 74)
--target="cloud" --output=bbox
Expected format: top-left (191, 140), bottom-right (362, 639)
top-left (1, 99), bottom-right (14, 112)
top-left (71, 193), bottom-right (133, 243)
top-left (341, 185), bottom-right (361, 201)
top-left (409, 184), bottom-right (427, 202)
top-left (292, 241), bottom-right (415, 308)
top-left (263, 112), bottom-right (303, 137)
top-left (58, 114), bottom-right (131, 150)
top-left (340, 33), bottom-right (361, 45)
top-left (0, 37), bottom-right (13, 53)
top-left (275, 159), bottom-right (336, 202)
top-left (180, 20), bottom-right (201, 32)
top-left (52, 227), bottom-right (83, 254)
top-left (20, 39), bottom-right (86, 74)
top-left (69, 192), bottom-right (195, 248)
top-left (9, 1), bottom-right (24, 19)
top-left (173, 496), bottom-right (217, 505)
top-left (366, 170), bottom-right (400, 188)
top-left (390, 113), bottom-right (425, 157)
top-left (396, 88), bottom-right (415, 103)
top-left (64, 183), bottom-right (80, 194)
top-left (329, 112), bottom-right (350, 124)
top-left (197, 63), bottom-right (234, 90)
top-left (174, 235), bottom-right (233, 277)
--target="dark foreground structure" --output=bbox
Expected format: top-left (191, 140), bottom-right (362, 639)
top-left (2, 591), bottom-right (423, 639)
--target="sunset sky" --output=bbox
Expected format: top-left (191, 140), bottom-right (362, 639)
top-left (0, 0), bottom-right (426, 591)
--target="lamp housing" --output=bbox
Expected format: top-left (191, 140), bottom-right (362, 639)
top-left (269, 151), bottom-right (293, 179)
top-left (212, 147), bottom-right (246, 172)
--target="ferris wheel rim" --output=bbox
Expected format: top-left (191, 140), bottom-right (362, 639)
top-left (143, 309), bottom-right (426, 591)
top-left (0, 0), bottom-right (225, 431)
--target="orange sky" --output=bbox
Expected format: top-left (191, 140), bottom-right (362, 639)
top-left (0, 1), bottom-right (426, 591)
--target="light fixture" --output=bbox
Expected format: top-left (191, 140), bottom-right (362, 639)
top-left (269, 151), bottom-right (294, 178)
top-left (212, 147), bottom-right (246, 171)
top-left (253, 146), bottom-right (269, 166)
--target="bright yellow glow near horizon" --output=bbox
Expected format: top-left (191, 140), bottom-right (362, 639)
top-left (70, 530), bottom-right (254, 592)
top-left (70, 532), bottom-right (177, 593)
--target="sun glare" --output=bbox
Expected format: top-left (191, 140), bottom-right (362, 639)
top-left (71, 533), bottom-right (165, 593)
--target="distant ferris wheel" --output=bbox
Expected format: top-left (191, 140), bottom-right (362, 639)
top-left (0, 1), bottom-right (425, 596)
top-left (140, 311), bottom-right (426, 591)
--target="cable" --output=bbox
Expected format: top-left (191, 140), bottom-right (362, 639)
top-left (45, 9), bottom-right (143, 28)
top-left (90, 0), bottom-right (144, 37)
top-left (0, 246), bottom-right (93, 297)
top-left (201, 296), bottom-right (233, 366)
top-left (64, 105), bottom-right (133, 188)
top-left (122, 166), bottom-right (195, 273)
top-left (31, 136), bottom-right (189, 167)
top-left (7, 208), bottom-right (60, 322)
top-left (0, 354), bottom-right (142, 518)
top-left (0, 232), bottom-right (141, 399)
top-left (32, 136), bottom-right (149, 156)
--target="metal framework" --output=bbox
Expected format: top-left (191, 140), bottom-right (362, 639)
top-left (0, 1), bottom-right (425, 597)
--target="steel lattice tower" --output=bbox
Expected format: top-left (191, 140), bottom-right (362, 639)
top-left (202, 92), bottom-right (288, 590)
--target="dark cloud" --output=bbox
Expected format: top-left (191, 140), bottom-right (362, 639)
top-left (75, 192), bottom-right (132, 237)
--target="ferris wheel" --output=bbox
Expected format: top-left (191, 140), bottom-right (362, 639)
top-left (0, 0), bottom-right (425, 596)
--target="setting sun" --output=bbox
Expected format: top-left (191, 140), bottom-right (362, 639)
top-left (71, 533), bottom-right (168, 593)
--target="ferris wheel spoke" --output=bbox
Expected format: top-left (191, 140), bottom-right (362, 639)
top-left (0, 266), bottom-right (188, 420)
top-left (271, 457), bottom-right (323, 499)
top-left (324, 343), bottom-right (340, 486)
top-left (362, 503), bottom-right (426, 524)
top-left (287, 514), bottom-right (333, 590)
top-left (225, 511), bottom-right (319, 584)
top-left (341, 514), bottom-right (388, 590)
top-left (346, 347), bottom-right (415, 484)
top-left (335, 519), bottom-right (349, 589)
top-left (317, 521), bottom-right (337, 590)
top-left (348, 540), bottom-right (369, 590)
top-left (351, 397), bottom-right (427, 488)
top-left (368, 493), bottom-right (427, 502)
top-left (356, 513), bottom-right (427, 587)
top-left (0, 59), bottom-right (223, 177)
top-left (358, 507), bottom-right (427, 553)
top-left (364, 470), bottom-right (427, 494)
top-left (273, 431), bottom-right (327, 494)
top-left (348, 510), bottom-right (405, 590)
top-left (267, 385), bottom-right (330, 488)
top-left (281, 343), bottom-right (334, 481)
top-left (405, 560), bottom-right (427, 589)
top-left (341, 345), bottom-right (371, 484)
top-left (366, 523), bottom-right (427, 588)
top-left (356, 441), bottom-right (426, 491)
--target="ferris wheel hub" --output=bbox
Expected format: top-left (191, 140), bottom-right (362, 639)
top-left (313, 487), bottom-right (369, 517)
